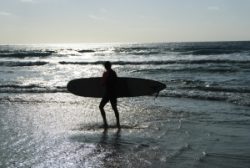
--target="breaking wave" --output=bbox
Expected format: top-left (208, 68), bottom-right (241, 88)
top-left (59, 60), bottom-right (250, 65)
top-left (0, 84), bottom-right (67, 93)
top-left (0, 61), bottom-right (49, 67)
top-left (0, 50), bottom-right (54, 58)
top-left (113, 41), bottom-right (250, 55)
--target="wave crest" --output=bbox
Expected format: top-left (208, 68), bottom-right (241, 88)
top-left (0, 61), bottom-right (48, 67)
top-left (0, 50), bottom-right (54, 58)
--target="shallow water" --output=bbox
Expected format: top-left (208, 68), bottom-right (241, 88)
top-left (0, 93), bottom-right (250, 167)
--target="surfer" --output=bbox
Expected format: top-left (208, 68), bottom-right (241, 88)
top-left (99, 61), bottom-right (120, 129)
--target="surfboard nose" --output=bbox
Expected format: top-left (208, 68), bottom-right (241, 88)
top-left (151, 82), bottom-right (166, 93)
top-left (160, 83), bottom-right (166, 90)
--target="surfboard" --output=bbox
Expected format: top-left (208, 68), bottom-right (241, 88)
top-left (67, 77), bottom-right (166, 98)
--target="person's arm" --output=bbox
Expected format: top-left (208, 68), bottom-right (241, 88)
top-left (101, 72), bottom-right (107, 86)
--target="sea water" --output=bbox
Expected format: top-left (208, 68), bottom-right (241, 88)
top-left (0, 42), bottom-right (250, 167)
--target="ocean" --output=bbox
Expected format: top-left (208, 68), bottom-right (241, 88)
top-left (0, 41), bottom-right (250, 167)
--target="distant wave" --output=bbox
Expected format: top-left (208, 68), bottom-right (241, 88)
top-left (0, 50), bottom-right (54, 58)
top-left (1, 59), bottom-right (249, 67)
top-left (114, 47), bottom-right (162, 55)
top-left (113, 41), bottom-right (250, 55)
top-left (0, 42), bottom-right (249, 59)
top-left (0, 84), bottom-right (45, 89)
top-left (182, 49), bottom-right (242, 55)
top-left (77, 49), bottom-right (95, 53)
top-left (0, 61), bottom-right (48, 67)
top-left (59, 60), bottom-right (250, 65)
top-left (0, 84), bottom-right (67, 93)
top-left (170, 41), bottom-right (250, 55)
top-left (115, 48), bottom-right (243, 56)
top-left (132, 67), bottom-right (239, 73)
top-left (6, 59), bottom-right (250, 67)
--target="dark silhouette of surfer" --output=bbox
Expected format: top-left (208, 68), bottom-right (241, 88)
top-left (99, 61), bottom-right (120, 129)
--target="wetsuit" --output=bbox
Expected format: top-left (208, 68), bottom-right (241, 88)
top-left (101, 69), bottom-right (117, 98)
top-left (99, 68), bottom-right (120, 128)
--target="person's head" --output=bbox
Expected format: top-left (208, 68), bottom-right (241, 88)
top-left (104, 61), bottom-right (112, 70)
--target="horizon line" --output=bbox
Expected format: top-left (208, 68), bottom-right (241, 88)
top-left (0, 40), bottom-right (250, 45)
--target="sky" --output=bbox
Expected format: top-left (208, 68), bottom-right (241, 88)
top-left (0, 0), bottom-right (250, 43)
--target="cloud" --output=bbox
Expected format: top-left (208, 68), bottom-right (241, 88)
top-left (20, 0), bottom-right (34, 3)
top-left (89, 14), bottom-right (105, 21)
top-left (208, 6), bottom-right (220, 11)
top-left (0, 11), bottom-right (12, 16)
top-left (100, 8), bottom-right (108, 13)
top-left (89, 8), bottom-right (110, 21)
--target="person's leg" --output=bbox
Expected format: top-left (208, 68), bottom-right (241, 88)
top-left (99, 97), bottom-right (109, 127)
top-left (110, 98), bottom-right (120, 128)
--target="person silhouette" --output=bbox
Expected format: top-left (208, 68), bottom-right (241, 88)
top-left (99, 61), bottom-right (120, 129)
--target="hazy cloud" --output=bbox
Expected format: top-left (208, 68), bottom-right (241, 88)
top-left (0, 11), bottom-right (12, 16)
top-left (100, 8), bottom-right (108, 13)
top-left (88, 8), bottom-right (111, 21)
top-left (208, 6), bottom-right (220, 11)
top-left (89, 14), bottom-right (105, 21)
top-left (20, 0), bottom-right (34, 3)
